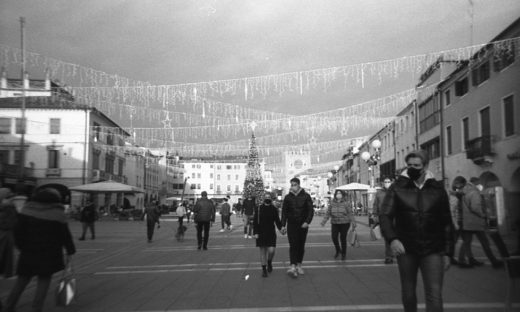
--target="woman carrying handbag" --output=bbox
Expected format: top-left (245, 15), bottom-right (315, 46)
top-left (4, 187), bottom-right (76, 312)
top-left (321, 190), bottom-right (356, 260)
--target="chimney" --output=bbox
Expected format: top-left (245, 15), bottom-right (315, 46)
top-left (0, 67), bottom-right (6, 89)
top-left (23, 71), bottom-right (29, 90)
top-left (44, 68), bottom-right (50, 90)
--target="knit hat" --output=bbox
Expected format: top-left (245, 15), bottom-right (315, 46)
top-left (31, 187), bottom-right (62, 203)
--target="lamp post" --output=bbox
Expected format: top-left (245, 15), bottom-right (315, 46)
top-left (361, 139), bottom-right (381, 188)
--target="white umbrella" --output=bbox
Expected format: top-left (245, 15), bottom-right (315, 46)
top-left (69, 180), bottom-right (144, 193)
top-left (336, 183), bottom-right (371, 191)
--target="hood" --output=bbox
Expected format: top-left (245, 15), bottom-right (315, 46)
top-left (20, 201), bottom-right (67, 223)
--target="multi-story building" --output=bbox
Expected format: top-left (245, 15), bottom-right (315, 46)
top-left (0, 74), bottom-right (129, 208)
top-left (123, 144), bottom-right (146, 209)
top-left (440, 17), bottom-right (520, 229)
top-left (174, 157), bottom-right (249, 202)
top-left (273, 151), bottom-right (312, 190)
top-left (394, 101), bottom-right (418, 173)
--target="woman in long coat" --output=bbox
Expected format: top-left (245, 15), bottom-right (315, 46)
top-left (5, 187), bottom-right (76, 312)
top-left (253, 193), bottom-right (282, 277)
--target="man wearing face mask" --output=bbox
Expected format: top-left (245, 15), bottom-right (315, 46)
top-left (372, 177), bottom-right (394, 264)
top-left (380, 150), bottom-right (454, 312)
top-left (281, 177), bottom-right (314, 278)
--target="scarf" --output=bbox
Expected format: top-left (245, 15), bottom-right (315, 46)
top-left (20, 201), bottom-right (67, 223)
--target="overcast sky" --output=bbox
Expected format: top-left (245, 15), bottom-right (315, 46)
top-left (1, 0), bottom-right (519, 116)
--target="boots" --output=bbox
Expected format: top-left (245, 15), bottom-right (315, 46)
top-left (262, 265), bottom-right (268, 277)
top-left (267, 260), bottom-right (273, 273)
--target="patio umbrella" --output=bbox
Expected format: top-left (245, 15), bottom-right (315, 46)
top-left (69, 180), bottom-right (144, 193)
top-left (336, 183), bottom-right (371, 191)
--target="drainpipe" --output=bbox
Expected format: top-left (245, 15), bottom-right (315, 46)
top-left (438, 89), bottom-right (447, 187)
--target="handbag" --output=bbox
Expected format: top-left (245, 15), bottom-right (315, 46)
top-left (370, 224), bottom-right (382, 240)
top-left (56, 258), bottom-right (76, 307)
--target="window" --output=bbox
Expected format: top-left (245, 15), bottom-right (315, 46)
top-left (235, 174), bottom-right (239, 180)
top-left (210, 173), bottom-right (214, 179)
top-left (217, 174), bottom-right (220, 180)
top-left (210, 165), bottom-right (214, 169)
top-left (455, 77), bottom-right (468, 96)
top-left (197, 184), bottom-right (201, 190)
top-left (14, 150), bottom-right (23, 165)
top-left (462, 117), bottom-right (469, 149)
top-left (0, 118), bottom-right (11, 134)
top-left (92, 152), bottom-right (100, 170)
top-left (227, 174), bottom-right (231, 180)
top-left (494, 41), bottom-right (515, 71)
top-left (197, 173), bottom-right (201, 179)
top-left (15, 118), bottom-right (25, 134)
top-left (226, 165), bottom-right (232, 170)
top-left (420, 137), bottom-right (440, 160)
top-left (190, 184), bottom-right (196, 190)
top-left (105, 156), bottom-right (114, 174)
top-left (480, 107), bottom-right (491, 137)
top-left (118, 159), bottom-right (124, 176)
top-left (197, 164), bottom-right (201, 169)
top-left (217, 165), bottom-right (221, 170)
top-left (227, 185), bottom-right (231, 192)
top-left (445, 90), bottom-right (451, 106)
top-left (50, 118), bottom-right (60, 134)
top-left (48, 150), bottom-right (59, 168)
top-left (235, 185), bottom-right (239, 192)
top-left (192, 164), bottom-right (196, 169)
top-left (192, 173), bottom-right (196, 179)
top-left (0, 150), bottom-right (8, 165)
top-left (418, 99), bottom-right (440, 134)
top-left (93, 122), bottom-right (100, 141)
top-left (446, 126), bottom-right (452, 155)
top-left (217, 185), bottom-right (221, 193)
top-left (106, 131), bottom-right (114, 145)
top-left (472, 61), bottom-right (490, 86)
top-left (503, 95), bottom-right (515, 137)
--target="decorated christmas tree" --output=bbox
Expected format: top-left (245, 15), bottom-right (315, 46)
top-left (243, 131), bottom-right (265, 204)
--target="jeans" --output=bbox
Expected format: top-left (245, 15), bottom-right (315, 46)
top-left (80, 222), bottom-right (95, 239)
top-left (5, 274), bottom-right (52, 312)
top-left (397, 253), bottom-right (445, 312)
top-left (459, 230), bottom-right (499, 264)
top-left (243, 215), bottom-right (253, 235)
top-left (178, 216), bottom-right (184, 228)
top-left (287, 222), bottom-right (309, 265)
top-left (331, 223), bottom-right (350, 255)
top-left (196, 221), bottom-right (210, 248)
top-left (221, 215), bottom-right (231, 229)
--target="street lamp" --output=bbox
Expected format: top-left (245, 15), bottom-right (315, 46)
top-left (361, 139), bottom-right (381, 188)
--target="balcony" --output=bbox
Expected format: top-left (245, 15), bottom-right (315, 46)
top-left (466, 135), bottom-right (495, 165)
top-left (92, 169), bottom-right (127, 184)
top-left (45, 168), bottom-right (62, 177)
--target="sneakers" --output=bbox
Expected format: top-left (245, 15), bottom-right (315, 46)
top-left (469, 258), bottom-right (484, 266)
top-left (267, 261), bottom-right (273, 273)
top-left (384, 258), bottom-right (394, 264)
top-left (296, 267), bottom-right (305, 275)
top-left (244, 234), bottom-right (248, 239)
top-left (219, 229), bottom-right (225, 232)
top-left (247, 235), bottom-right (252, 239)
top-left (287, 267), bottom-right (298, 278)
top-left (262, 266), bottom-right (268, 277)
top-left (229, 225), bottom-right (233, 230)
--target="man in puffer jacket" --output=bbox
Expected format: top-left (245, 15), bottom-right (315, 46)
top-left (193, 191), bottom-right (215, 250)
top-left (281, 177), bottom-right (314, 278)
top-left (380, 150), bottom-right (453, 312)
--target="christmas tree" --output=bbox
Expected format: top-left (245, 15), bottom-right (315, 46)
top-left (243, 132), bottom-right (265, 204)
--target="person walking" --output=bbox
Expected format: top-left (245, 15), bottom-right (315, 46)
top-left (253, 193), bottom-right (283, 277)
top-left (452, 176), bottom-right (503, 268)
top-left (242, 195), bottom-right (255, 239)
top-left (380, 150), bottom-right (454, 312)
top-left (234, 198), bottom-right (243, 217)
top-left (193, 191), bottom-right (215, 250)
top-left (145, 202), bottom-right (161, 243)
top-left (219, 197), bottom-right (232, 232)
top-left (5, 187), bottom-right (76, 312)
top-left (78, 199), bottom-right (97, 240)
top-left (372, 177), bottom-right (394, 264)
top-left (320, 189), bottom-right (356, 260)
top-left (447, 189), bottom-right (463, 265)
top-left (175, 202), bottom-right (187, 241)
top-left (0, 188), bottom-right (17, 310)
top-left (281, 177), bottom-right (314, 278)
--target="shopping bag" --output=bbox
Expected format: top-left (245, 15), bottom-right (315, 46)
top-left (347, 228), bottom-right (360, 247)
top-left (373, 224), bottom-right (382, 240)
top-left (55, 259), bottom-right (76, 306)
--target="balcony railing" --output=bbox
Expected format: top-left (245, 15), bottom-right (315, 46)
top-left (466, 135), bottom-right (495, 163)
top-left (91, 169), bottom-right (127, 184)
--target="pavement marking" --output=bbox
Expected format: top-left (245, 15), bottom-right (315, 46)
top-left (107, 258), bottom-right (389, 270)
top-left (128, 302), bottom-right (520, 311)
top-left (95, 263), bottom-right (393, 275)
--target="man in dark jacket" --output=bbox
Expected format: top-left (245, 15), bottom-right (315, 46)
top-left (242, 195), bottom-right (256, 238)
top-left (193, 191), bottom-right (215, 250)
top-left (372, 177), bottom-right (393, 264)
top-left (145, 202), bottom-right (161, 243)
top-left (380, 150), bottom-right (453, 312)
top-left (79, 199), bottom-right (97, 240)
top-left (219, 198), bottom-right (232, 232)
top-left (281, 177), bottom-right (314, 278)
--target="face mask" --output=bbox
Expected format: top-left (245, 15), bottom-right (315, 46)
top-left (476, 185), bottom-right (484, 191)
top-left (407, 167), bottom-right (423, 181)
top-left (264, 199), bottom-right (272, 205)
top-left (384, 182), bottom-right (391, 188)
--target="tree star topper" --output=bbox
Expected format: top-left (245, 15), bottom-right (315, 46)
top-left (250, 121), bottom-right (257, 132)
